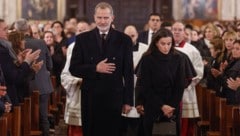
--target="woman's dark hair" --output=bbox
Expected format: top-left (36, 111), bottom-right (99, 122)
top-left (233, 39), bottom-right (240, 45)
top-left (143, 28), bottom-right (175, 56)
top-left (43, 30), bottom-right (54, 38)
top-left (51, 20), bottom-right (65, 38)
top-left (210, 36), bottom-right (224, 63)
top-left (8, 31), bottom-right (25, 54)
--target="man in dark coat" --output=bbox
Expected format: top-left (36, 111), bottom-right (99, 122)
top-left (0, 19), bottom-right (40, 106)
top-left (69, 2), bottom-right (134, 136)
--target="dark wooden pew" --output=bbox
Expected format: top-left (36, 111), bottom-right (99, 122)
top-left (12, 106), bottom-right (21, 136)
top-left (207, 98), bottom-right (227, 136)
top-left (31, 91), bottom-right (40, 131)
top-left (0, 114), bottom-right (8, 136)
top-left (21, 97), bottom-right (42, 136)
top-left (196, 85), bottom-right (210, 136)
top-left (0, 105), bottom-right (21, 136)
top-left (232, 106), bottom-right (240, 136)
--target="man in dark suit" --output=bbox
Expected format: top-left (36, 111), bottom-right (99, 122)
top-left (69, 2), bottom-right (134, 136)
top-left (15, 18), bottom-right (53, 136)
top-left (138, 13), bottom-right (162, 45)
top-left (0, 19), bottom-right (40, 106)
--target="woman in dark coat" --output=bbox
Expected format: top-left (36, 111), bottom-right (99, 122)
top-left (216, 40), bottom-right (240, 105)
top-left (206, 36), bottom-right (224, 96)
top-left (136, 28), bottom-right (187, 136)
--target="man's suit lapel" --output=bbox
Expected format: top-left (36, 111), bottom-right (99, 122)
top-left (143, 31), bottom-right (148, 45)
top-left (95, 27), bottom-right (116, 55)
top-left (105, 27), bottom-right (114, 43)
top-left (105, 28), bottom-right (116, 48)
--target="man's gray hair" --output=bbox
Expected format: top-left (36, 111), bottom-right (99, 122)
top-left (14, 18), bottom-right (29, 32)
top-left (94, 2), bottom-right (114, 15)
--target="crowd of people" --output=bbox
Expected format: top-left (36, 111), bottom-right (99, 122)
top-left (0, 1), bottom-right (240, 136)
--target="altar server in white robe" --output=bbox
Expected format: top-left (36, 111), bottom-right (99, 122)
top-left (172, 22), bottom-right (204, 136)
top-left (61, 21), bottom-right (90, 136)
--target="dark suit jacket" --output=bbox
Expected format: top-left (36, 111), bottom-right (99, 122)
top-left (69, 27), bottom-right (134, 136)
top-left (137, 31), bottom-right (149, 45)
top-left (25, 36), bottom-right (53, 95)
top-left (0, 42), bottom-right (31, 106)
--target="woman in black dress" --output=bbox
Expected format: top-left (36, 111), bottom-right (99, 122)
top-left (136, 28), bottom-right (187, 136)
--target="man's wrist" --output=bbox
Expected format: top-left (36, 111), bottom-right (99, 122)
top-left (24, 59), bottom-right (31, 65)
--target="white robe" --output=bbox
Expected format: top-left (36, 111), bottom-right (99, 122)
top-left (175, 42), bottom-right (204, 118)
top-left (133, 42), bottom-right (148, 104)
top-left (61, 42), bottom-right (82, 126)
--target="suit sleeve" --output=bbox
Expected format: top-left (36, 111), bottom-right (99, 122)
top-left (123, 36), bottom-right (134, 105)
top-left (0, 46), bottom-right (31, 86)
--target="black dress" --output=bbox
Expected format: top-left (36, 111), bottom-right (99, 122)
top-left (137, 50), bottom-right (187, 136)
